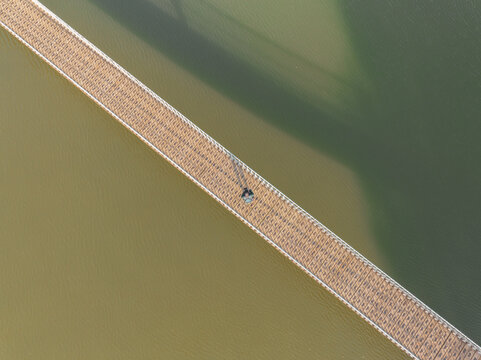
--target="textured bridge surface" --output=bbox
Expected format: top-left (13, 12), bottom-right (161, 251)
top-left (1, 0), bottom-right (479, 359)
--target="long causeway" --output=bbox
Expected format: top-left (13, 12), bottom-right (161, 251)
top-left (1, 0), bottom-right (480, 359)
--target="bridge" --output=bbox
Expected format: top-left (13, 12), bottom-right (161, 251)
top-left (1, 0), bottom-right (479, 359)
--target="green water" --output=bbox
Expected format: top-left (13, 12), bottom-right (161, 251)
top-left (0, 0), bottom-right (479, 358)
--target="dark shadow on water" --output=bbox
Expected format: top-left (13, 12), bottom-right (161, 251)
top-left (89, 0), bottom-right (481, 341)
top-left (88, 0), bottom-right (377, 169)
top-left (339, 0), bottom-right (481, 341)
top-left (194, 0), bottom-right (364, 93)
top-left (169, 0), bottom-right (186, 25)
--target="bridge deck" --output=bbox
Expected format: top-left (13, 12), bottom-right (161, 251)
top-left (1, 0), bottom-right (479, 359)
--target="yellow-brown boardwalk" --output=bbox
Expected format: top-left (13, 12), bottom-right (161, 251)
top-left (1, 0), bottom-right (479, 358)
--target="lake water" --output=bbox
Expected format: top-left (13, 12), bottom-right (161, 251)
top-left (1, 0), bottom-right (479, 358)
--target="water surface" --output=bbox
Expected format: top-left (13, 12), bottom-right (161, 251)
top-left (1, 0), bottom-right (480, 358)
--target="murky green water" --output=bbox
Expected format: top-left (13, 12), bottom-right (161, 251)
top-left (1, 0), bottom-right (479, 358)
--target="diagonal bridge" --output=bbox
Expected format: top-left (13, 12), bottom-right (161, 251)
top-left (1, 0), bottom-right (480, 359)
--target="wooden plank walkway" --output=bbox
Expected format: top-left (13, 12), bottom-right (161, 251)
top-left (1, 0), bottom-right (479, 358)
